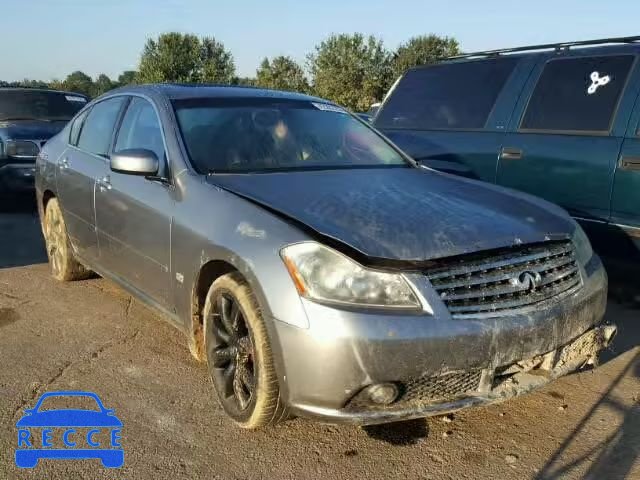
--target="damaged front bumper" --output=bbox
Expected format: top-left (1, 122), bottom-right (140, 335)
top-left (273, 254), bottom-right (612, 425)
top-left (292, 324), bottom-right (616, 425)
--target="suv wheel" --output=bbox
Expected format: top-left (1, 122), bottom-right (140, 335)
top-left (43, 198), bottom-right (91, 281)
top-left (203, 272), bottom-right (288, 429)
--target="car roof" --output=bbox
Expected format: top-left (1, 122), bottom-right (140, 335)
top-left (406, 42), bottom-right (640, 72)
top-left (109, 83), bottom-right (330, 104)
top-left (0, 87), bottom-right (88, 98)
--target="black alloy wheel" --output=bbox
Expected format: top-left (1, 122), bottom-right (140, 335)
top-left (208, 292), bottom-right (256, 412)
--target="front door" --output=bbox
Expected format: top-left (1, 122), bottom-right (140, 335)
top-left (611, 92), bottom-right (640, 257)
top-left (497, 54), bottom-right (638, 222)
top-left (94, 96), bottom-right (173, 307)
top-left (375, 56), bottom-right (534, 183)
top-left (56, 97), bottom-right (127, 262)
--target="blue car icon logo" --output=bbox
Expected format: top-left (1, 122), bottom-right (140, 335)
top-left (15, 391), bottom-right (123, 468)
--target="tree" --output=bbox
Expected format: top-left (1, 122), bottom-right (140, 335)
top-left (232, 76), bottom-right (255, 86)
top-left (117, 70), bottom-right (138, 86)
top-left (62, 71), bottom-right (94, 96)
top-left (308, 33), bottom-right (393, 111)
top-left (93, 74), bottom-right (115, 97)
top-left (137, 32), bottom-right (235, 84)
top-left (392, 35), bottom-right (460, 77)
top-left (48, 79), bottom-right (66, 91)
top-left (18, 79), bottom-right (49, 89)
top-left (200, 37), bottom-right (235, 83)
top-left (255, 56), bottom-right (309, 93)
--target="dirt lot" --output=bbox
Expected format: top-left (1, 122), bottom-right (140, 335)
top-left (0, 199), bottom-right (639, 480)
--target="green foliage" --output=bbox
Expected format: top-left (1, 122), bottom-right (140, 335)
top-left (117, 70), bottom-right (138, 86)
top-left (308, 33), bottom-right (393, 112)
top-left (200, 37), bottom-right (236, 83)
top-left (17, 79), bottom-right (49, 88)
top-left (231, 77), bottom-right (256, 86)
top-left (93, 74), bottom-right (115, 97)
top-left (393, 34), bottom-right (460, 77)
top-left (137, 32), bottom-right (235, 84)
top-left (255, 56), bottom-right (309, 93)
top-left (62, 71), bottom-right (94, 97)
top-left (2, 31), bottom-right (461, 105)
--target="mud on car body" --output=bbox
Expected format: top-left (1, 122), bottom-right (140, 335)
top-left (35, 84), bottom-right (614, 428)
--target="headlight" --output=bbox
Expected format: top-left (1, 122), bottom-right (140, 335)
top-left (280, 242), bottom-right (422, 309)
top-left (572, 223), bottom-right (593, 265)
top-left (5, 140), bottom-right (39, 158)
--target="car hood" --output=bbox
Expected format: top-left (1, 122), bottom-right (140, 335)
top-left (0, 120), bottom-right (67, 141)
top-left (16, 410), bottom-right (123, 427)
top-left (207, 168), bottom-right (575, 263)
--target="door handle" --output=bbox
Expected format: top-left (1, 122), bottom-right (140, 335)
top-left (59, 157), bottom-right (69, 171)
top-left (620, 155), bottom-right (640, 171)
top-left (97, 175), bottom-right (112, 192)
top-left (500, 147), bottom-right (523, 160)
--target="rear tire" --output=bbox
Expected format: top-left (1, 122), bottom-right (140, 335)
top-left (43, 198), bottom-right (92, 281)
top-left (204, 272), bottom-right (288, 429)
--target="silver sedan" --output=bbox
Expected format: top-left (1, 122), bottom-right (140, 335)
top-left (35, 84), bottom-right (613, 428)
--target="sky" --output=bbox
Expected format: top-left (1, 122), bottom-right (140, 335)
top-left (2, 0), bottom-right (639, 82)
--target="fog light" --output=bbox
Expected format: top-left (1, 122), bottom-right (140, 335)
top-left (366, 383), bottom-right (399, 405)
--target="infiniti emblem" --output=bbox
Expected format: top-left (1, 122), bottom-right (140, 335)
top-left (511, 271), bottom-right (542, 291)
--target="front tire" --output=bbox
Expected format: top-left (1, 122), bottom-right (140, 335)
top-left (43, 198), bottom-right (91, 281)
top-left (204, 272), bottom-right (288, 429)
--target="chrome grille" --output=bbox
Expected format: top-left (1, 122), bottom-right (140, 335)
top-left (401, 370), bottom-right (481, 402)
top-left (426, 241), bottom-right (581, 317)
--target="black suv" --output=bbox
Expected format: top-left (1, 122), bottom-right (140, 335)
top-left (0, 88), bottom-right (88, 193)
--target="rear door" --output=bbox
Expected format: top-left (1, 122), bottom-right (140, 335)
top-left (374, 56), bottom-right (534, 183)
top-left (56, 97), bottom-right (126, 262)
top-left (497, 54), bottom-right (638, 222)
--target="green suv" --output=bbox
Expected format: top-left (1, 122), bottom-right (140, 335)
top-left (374, 36), bottom-right (640, 261)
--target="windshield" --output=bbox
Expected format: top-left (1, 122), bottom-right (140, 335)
top-left (173, 98), bottom-right (408, 174)
top-left (0, 90), bottom-right (88, 122)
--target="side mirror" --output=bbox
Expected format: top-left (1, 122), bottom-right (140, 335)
top-left (110, 149), bottom-right (159, 176)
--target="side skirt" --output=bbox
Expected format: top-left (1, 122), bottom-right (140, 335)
top-left (76, 253), bottom-right (186, 335)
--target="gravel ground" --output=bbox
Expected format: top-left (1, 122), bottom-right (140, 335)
top-left (0, 199), bottom-right (638, 480)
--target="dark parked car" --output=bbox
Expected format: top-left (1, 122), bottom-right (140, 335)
top-left (374, 36), bottom-right (640, 261)
top-left (0, 88), bottom-right (88, 193)
top-left (36, 84), bottom-right (614, 429)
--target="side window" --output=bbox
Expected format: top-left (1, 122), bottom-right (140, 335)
top-left (521, 55), bottom-right (635, 133)
top-left (68, 109), bottom-right (89, 146)
top-left (114, 97), bottom-right (165, 163)
top-left (77, 97), bottom-right (126, 156)
top-left (375, 57), bottom-right (518, 130)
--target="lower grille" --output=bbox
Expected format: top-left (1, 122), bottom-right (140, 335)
top-left (345, 370), bottom-right (482, 410)
top-left (426, 241), bottom-right (582, 317)
top-left (401, 370), bottom-right (482, 403)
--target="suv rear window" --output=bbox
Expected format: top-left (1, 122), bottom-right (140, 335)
top-left (375, 57), bottom-right (517, 130)
top-left (521, 55), bottom-right (635, 133)
top-left (0, 90), bottom-right (87, 122)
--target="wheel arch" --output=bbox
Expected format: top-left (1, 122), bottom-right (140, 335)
top-left (189, 259), bottom-right (243, 361)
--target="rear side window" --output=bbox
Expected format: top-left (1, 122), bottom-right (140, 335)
top-left (77, 97), bottom-right (126, 157)
top-left (521, 55), bottom-right (635, 133)
top-left (375, 58), bottom-right (518, 130)
top-left (69, 109), bottom-right (88, 146)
